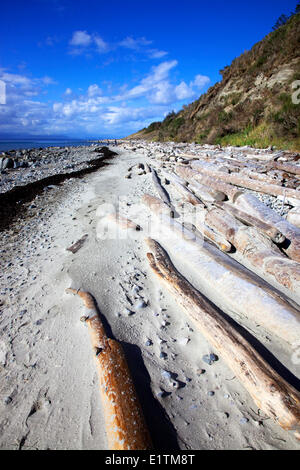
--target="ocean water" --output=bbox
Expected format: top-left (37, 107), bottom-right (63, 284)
top-left (0, 139), bottom-right (106, 152)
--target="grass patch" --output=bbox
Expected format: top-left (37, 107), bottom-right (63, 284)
top-left (215, 123), bottom-right (300, 151)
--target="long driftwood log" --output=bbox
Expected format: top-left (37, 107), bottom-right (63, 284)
top-left (142, 197), bottom-right (300, 345)
top-left (234, 193), bottom-right (300, 263)
top-left (106, 212), bottom-right (141, 231)
top-left (151, 167), bottom-right (172, 206)
top-left (190, 161), bottom-right (300, 202)
top-left (215, 202), bottom-right (285, 244)
top-left (169, 178), bottom-right (204, 206)
top-left (66, 288), bottom-right (152, 450)
top-left (273, 161), bottom-right (300, 176)
top-left (287, 207), bottom-right (300, 229)
top-left (146, 238), bottom-right (300, 437)
top-left (141, 194), bottom-right (174, 217)
top-left (188, 180), bottom-right (226, 203)
top-left (205, 207), bottom-right (300, 295)
top-left (176, 165), bottom-right (241, 201)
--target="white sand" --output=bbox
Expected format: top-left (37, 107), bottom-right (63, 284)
top-left (0, 146), bottom-right (299, 450)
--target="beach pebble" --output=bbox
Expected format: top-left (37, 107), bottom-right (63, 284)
top-left (156, 389), bottom-right (170, 398)
top-left (178, 337), bottom-right (190, 346)
top-left (161, 370), bottom-right (172, 380)
top-left (240, 417), bottom-right (249, 424)
top-left (134, 300), bottom-right (147, 309)
top-left (123, 307), bottom-right (134, 316)
top-left (202, 353), bottom-right (219, 365)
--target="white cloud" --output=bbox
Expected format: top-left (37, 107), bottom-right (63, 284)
top-left (191, 74), bottom-right (210, 88)
top-left (119, 37), bottom-right (152, 50)
top-left (0, 62), bottom-right (210, 137)
top-left (148, 49), bottom-right (168, 59)
top-left (69, 30), bottom-right (92, 47)
top-left (175, 81), bottom-right (195, 100)
top-left (88, 84), bottom-right (102, 97)
top-left (94, 35), bottom-right (108, 53)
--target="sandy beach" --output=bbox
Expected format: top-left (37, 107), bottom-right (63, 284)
top-left (0, 142), bottom-right (299, 450)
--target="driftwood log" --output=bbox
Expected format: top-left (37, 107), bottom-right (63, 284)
top-left (66, 234), bottom-right (88, 254)
top-left (287, 207), bottom-right (300, 229)
top-left (184, 220), bottom-right (232, 252)
top-left (150, 167), bottom-right (172, 206)
top-left (169, 179), bottom-right (204, 206)
top-left (273, 161), bottom-right (300, 176)
top-left (66, 288), bottom-right (152, 450)
top-left (141, 194), bottom-right (174, 217)
top-left (190, 161), bottom-right (300, 202)
top-left (234, 193), bottom-right (300, 263)
top-left (188, 180), bottom-right (226, 203)
top-left (176, 165), bottom-right (241, 201)
top-left (146, 238), bottom-right (300, 437)
top-left (106, 213), bottom-right (141, 231)
top-left (142, 198), bottom-right (300, 345)
top-left (215, 202), bottom-right (285, 244)
top-left (205, 207), bottom-right (300, 295)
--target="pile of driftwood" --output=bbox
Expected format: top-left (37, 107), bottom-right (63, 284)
top-left (68, 147), bottom-right (300, 448)
top-left (110, 148), bottom-right (300, 441)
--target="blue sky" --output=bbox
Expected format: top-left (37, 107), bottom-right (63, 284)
top-left (0, 0), bottom-right (298, 138)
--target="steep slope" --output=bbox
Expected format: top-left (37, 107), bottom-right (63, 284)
top-left (129, 12), bottom-right (300, 150)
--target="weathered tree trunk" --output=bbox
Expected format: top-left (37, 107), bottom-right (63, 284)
top-left (273, 161), bottom-right (300, 176)
top-left (190, 161), bottom-right (300, 201)
top-left (150, 167), bottom-right (172, 206)
top-left (106, 213), bottom-right (141, 231)
top-left (146, 238), bottom-right (300, 437)
top-left (176, 166), bottom-right (230, 202)
top-left (215, 202), bottom-right (285, 244)
top-left (176, 165), bottom-right (241, 201)
top-left (287, 207), bottom-right (300, 229)
top-left (186, 220), bottom-right (232, 252)
top-left (66, 288), bottom-right (152, 450)
top-left (205, 207), bottom-right (300, 295)
top-left (141, 199), bottom-right (300, 345)
top-left (234, 193), bottom-right (300, 263)
top-left (170, 179), bottom-right (204, 206)
top-left (141, 194), bottom-right (174, 217)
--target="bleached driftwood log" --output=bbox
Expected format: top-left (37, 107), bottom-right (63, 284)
top-left (190, 161), bottom-right (300, 202)
top-left (169, 179), bottom-right (204, 206)
top-left (185, 220), bottom-right (232, 252)
top-left (287, 207), bottom-right (300, 229)
top-left (188, 180), bottom-right (226, 203)
top-left (66, 288), bottom-right (152, 450)
top-left (141, 194), bottom-right (174, 217)
top-left (234, 193), bottom-right (300, 263)
top-left (161, 170), bottom-right (187, 187)
top-left (205, 207), bottom-right (300, 295)
top-left (106, 213), bottom-right (141, 231)
top-left (150, 167), bottom-right (172, 206)
top-left (142, 198), bottom-right (300, 345)
top-left (142, 194), bottom-right (229, 251)
top-left (273, 161), bottom-right (300, 176)
top-left (214, 202), bottom-right (285, 244)
top-left (146, 239), bottom-right (300, 437)
top-left (176, 165), bottom-right (241, 201)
